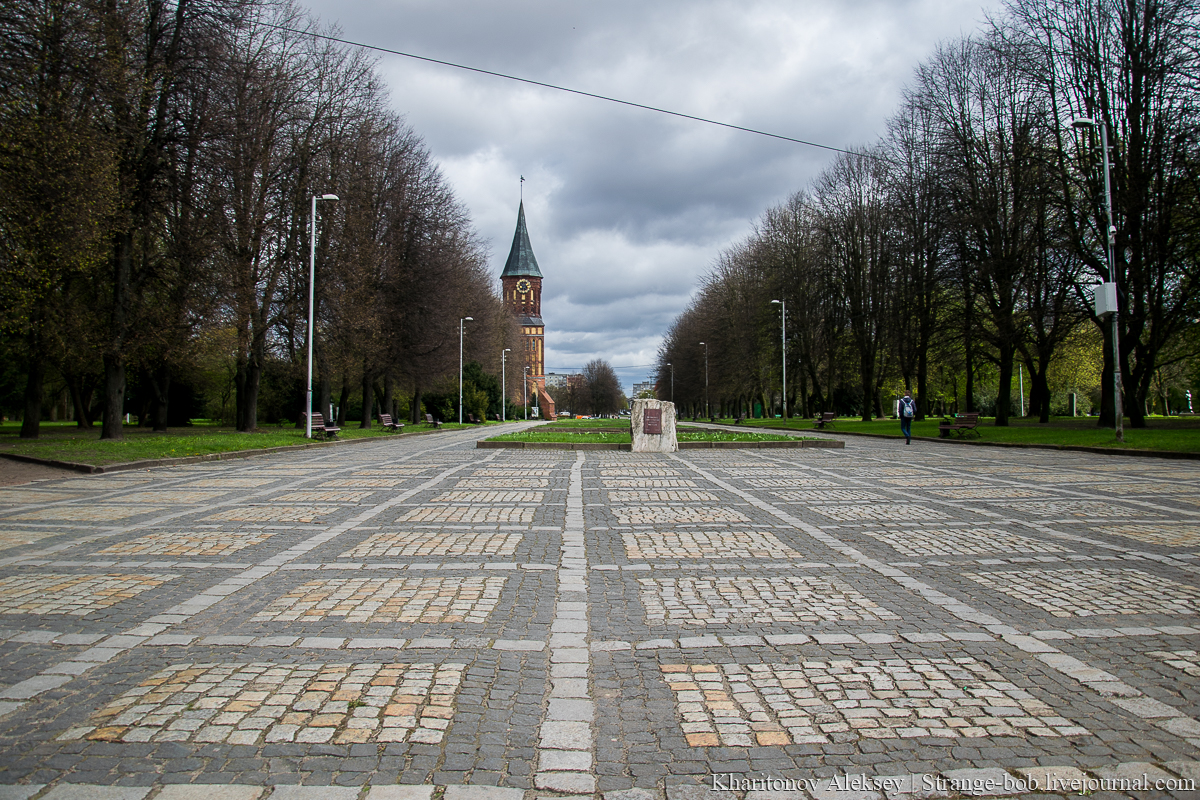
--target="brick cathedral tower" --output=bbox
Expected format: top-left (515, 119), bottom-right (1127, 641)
top-left (501, 202), bottom-right (555, 418)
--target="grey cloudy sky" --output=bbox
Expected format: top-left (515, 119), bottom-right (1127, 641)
top-left (301, 0), bottom-right (1003, 391)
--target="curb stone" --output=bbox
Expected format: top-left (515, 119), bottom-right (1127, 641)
top-left (476, 440), bottom-right (844, 451)
top-left (0, 427), bottom-right (453, 474)
top-left (708, 421), bottom-right (1200, 460)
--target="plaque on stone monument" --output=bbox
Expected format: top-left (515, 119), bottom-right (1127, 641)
top-left (644, 409), bottom-right (662, 434)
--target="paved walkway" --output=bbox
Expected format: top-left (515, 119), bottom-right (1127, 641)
top-left (0, 427), bottom-right (1198, 799)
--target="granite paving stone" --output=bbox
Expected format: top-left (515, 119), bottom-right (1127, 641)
top-left (0, 427), bottom-right (1196, 796)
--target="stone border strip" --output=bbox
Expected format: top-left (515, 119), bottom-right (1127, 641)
top-left (477, 440), bottom-right (843, 450)
top-left (534, 452), bottom-right (595, 794)
top-left (1, 759), bottom-right (1195, 799)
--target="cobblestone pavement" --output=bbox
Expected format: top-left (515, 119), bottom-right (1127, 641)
top-left (0, 427), bottom-right (1199, 799)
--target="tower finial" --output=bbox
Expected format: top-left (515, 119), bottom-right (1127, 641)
top-left (520, 174), bottom-right (524, 201)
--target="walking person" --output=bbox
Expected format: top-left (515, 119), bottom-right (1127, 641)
top-left (899, 392), bottom-right (916, 444)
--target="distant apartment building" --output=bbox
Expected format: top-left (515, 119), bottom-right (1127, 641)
top-left (632, 381), bottom-right (655, 397)
top-left (545, 372), bottom-right (579, 389)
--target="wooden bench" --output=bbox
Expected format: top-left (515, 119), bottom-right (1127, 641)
top-left (466, 414), bottom-right (484, 425)
top-left (938, 412), bottom-right (981, 438)
top-left (424, 413), bottom-right (441, 429)
top-left (378, 413), bottom-right (404, 432)
top-left (307, 412), bottom-right (340, 440)
top-left (815, 412), bottom-right (837, 429)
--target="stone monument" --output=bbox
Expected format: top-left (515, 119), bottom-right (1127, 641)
top-left (631, 399), bottom-right (677, 453)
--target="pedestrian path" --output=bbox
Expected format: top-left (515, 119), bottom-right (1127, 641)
top-left (0, 428), bottom-right (1197, 797)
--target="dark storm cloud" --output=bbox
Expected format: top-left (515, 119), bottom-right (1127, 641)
top-left (301, 0), bottom-right (1001, 389)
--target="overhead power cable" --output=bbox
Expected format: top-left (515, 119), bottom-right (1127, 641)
top-left (264, 22), bottom-right (864, 157)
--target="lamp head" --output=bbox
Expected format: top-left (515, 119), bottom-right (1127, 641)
top-left (464, 316), bottom-right (473, 322)
top-left (771, 299), bottom-right (781, 305)
top-left (699, 341), bottom-right (705, 346)
top-left (504, 348), bottom-right (511, 352)
top-left (1070, 117), bottom-right (1096, 129)
top-left (320, 194), bottom-right (339, 201)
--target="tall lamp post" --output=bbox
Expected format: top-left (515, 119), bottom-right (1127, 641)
top-left (458, 316), bottom-right (473, 424)
top-left (1071, 116), bottom-right (1123, 442)
top-left (523, 367), bottom-right (529, 420)
top-left (501, 348), bottom-right (511, 423)
top-left (699, 342), bottom-right (709, 419)
top-left (771, 299), bottom-right (787, 418)
top-left (665, 363), bottom-right (673, 403)
top-left (306, 193), bottom-right (339, 439)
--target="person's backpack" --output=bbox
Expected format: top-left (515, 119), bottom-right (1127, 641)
top-left (900, 398), bottom-right (915, 418)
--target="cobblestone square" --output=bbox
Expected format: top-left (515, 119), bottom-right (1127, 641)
top-left (204, 505), bottom-right (337, 523)
top-left (965, 568), bottom-right (1200, 616)
top-left (639, 575), bottom-right (898, 624)
top-left (0, 528), bottom-right (70, 551)
top-left (612, 505), bottom-right (750, 525)
top-left (252, 576), bottom-right (506, 623)
top-left (809, 503), bottom-right (950, 522)
top-left (861, 527), bottom-right (1069, 557)
top-left (0, 489), bottom-right (83, 505)
top-left (606, 490), bottom-right (720, 502)
top-left (621, 529), bottom-right (798, 559)
top-left (0, 573), bottom-right (176, 615)
top-left (66, 661), bottom-right (464, 745)
top-left (96, 529), bottom-right (283, 557)
top-left (340, 529), bottom-right (523, 558)
top-left (8, 505), bottom-right (167, 522)
top-left (1101, 524), bottom-right (1200, 548)
top-left (660, 657), bottom-right (1088, 747)
top-left (398, 505), bottom-right (536, 524)
top-left (991, 499), bottom-right (1148, 517)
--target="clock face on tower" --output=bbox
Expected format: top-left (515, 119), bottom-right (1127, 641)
top-left (516, 279), bottom-right (531, 294)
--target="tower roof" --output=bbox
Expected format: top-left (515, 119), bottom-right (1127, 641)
top-left (501, 202), bottom-right (542, 278)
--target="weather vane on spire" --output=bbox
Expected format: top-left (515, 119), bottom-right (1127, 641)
top-left (520, 174), bottom-right (525, 201)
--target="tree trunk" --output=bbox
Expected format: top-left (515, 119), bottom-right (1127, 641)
top-left (149, 365), bottom-right (170, 432)
top-left (337, 373), bottom-right (351, 426)
top-left (100, 353), bottom-right (126, 440)
top-left (411, 385), bottom-right (422, 424)
top-left (360, 363), bottom-right (374, 428)
top-left (964, 338), bottom-right (975, 413)
top-left (1033, 367), bottom-right (1050, 424)
top-left (20, 358), bottom-right (44, 439)
top-left (858, 353), bottom-right (874, 422)
top-left (66, 373), bottom-right (94, 428)
top-left (319, 372), bottom-right (332, 422)
top-left (916, 346), bottom-right (928, 421)
top-left (383, 372), bottom-right (395, 419)
top-left (994, 344), bottom-right (1013, 426)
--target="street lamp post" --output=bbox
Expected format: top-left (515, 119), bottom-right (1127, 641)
top-left (523, 367), bottom-right (529, 420)
top-left (771, 299), bottom-right (787, 418)
top-left (1071, 116), bottom-right (1123, 442)
top-left (699, 342), bottom-right (709, 419)
top-left (501, 348), bottom-right (511, 423)
top-left (458, 316), bottom-right (473, 424)
top-left (306, 193), bottom-right (339, 439)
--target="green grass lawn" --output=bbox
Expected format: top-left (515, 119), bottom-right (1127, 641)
top-left (541, 417), bottom-right (631, 428)
top-left (713, 415), bottom-right (1200, 453)
top-left (0, 419), bottom-right (467, 467)
top-left (489, 426), bottom-right (802, 444)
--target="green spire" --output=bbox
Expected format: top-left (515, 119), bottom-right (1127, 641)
top-left (501, 201), bottom-right (542, 278)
